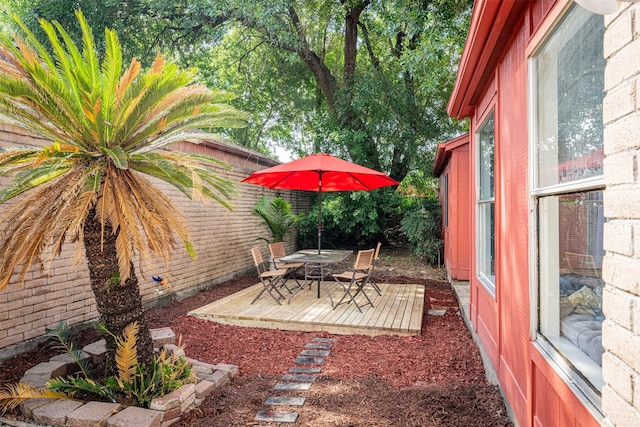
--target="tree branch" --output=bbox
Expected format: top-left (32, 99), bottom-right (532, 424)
top-left (343, 0), bottom-right (370, 82)
top-left (357, 21), bottom-right (381, 72)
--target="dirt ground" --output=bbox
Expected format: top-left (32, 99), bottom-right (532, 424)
top-left (0, 248), bottom-right (513, 426)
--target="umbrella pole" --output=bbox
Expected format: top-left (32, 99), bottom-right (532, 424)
top-left (317, 174), bottom-right (323, 298)
top-left (317, 177), bottom-right (322, 255)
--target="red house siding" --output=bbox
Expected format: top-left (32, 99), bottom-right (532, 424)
top-left (434, 134), bottom-right (470, 281)
top-left (531, 349), bottom-right (600, 427)
top-left (495, 15), bottom-right (530, 423)
top-left (446, 1), bottom-right (601, 426)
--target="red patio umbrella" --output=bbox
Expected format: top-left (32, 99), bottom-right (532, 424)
top-left (241, 153), bottom-right (400, 252)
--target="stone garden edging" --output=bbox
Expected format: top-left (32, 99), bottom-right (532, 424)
top-left (13, 327), bottom-right (236, 427)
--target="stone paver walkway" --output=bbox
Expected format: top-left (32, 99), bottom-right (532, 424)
top-left (252, 337), bottom-right (336, 426)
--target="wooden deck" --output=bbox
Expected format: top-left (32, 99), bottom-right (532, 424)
top-left (188, 280), bottom-right (425, 336)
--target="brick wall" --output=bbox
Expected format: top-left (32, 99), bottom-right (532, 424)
top-left (0, 125), bottom-right (311, 358)
top-left (602, 4), bottom-right (640, 426)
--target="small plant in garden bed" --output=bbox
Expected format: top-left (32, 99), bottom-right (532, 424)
top-left (0, 321), bottom-right (197, 412)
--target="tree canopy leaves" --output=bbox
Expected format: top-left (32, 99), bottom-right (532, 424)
top-left (4, 0), bottom-right (472, 182)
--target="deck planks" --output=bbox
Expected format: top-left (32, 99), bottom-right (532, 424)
top-left (188, 280), bottom-right (424, 336)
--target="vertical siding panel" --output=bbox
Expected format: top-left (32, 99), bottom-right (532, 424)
top-left (452, 146), bottom-right (471, 280)
top-left (495, 13), bottom-right (530, 426)
top-left (470, 73), bottom-right (499, 383)
top-left (477, 288), bottom-right (499, 367)
top-left (532, 365), bottom-right (547, 426)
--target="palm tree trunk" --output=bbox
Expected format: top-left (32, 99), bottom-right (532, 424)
top-left (83, 208), bottom-right (154, 375)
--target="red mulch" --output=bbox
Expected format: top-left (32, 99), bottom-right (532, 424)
top-left (0, 251), bottom-right (513, 426)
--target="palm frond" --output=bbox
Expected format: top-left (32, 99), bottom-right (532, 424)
top-left (45, 322), bottom-right (91, 378)
top-left (0, 148), bottom-right (40, 172)
top-left (123, 88), bottom-right (212, 151)
top-left (0, 169), bottom-right (94, 290)
top-left (39, 19), bottom-right (84, 111)
top-left (48, 377), bottom-right (115, 402)
top-left (50, 16), bottom-right (103, 146)
top-left (253, 197), bottom-right (301, 242)
top-left (116, 80), bottom-right (194, 146)
top-left (0, 29), bottom-right (92, 147)
top-left (128, 106), bottom-right (248, 154)
top-left (100, 146), bottom-right (128, 169)
top-left (102, 28), bottom-right (122, 146)
top-left (95, 321), bottom-right (114, 339)
top-left (97, 168), bottom-right (193, 279)
top-left (0, 183), bottom-right (63, 286)
top-left (0, 383), bottom-right (65, 413)
top-left (128, 151), bottom-right (236, 209)
top-left (123, 171), bottom-right (191, 269)
top-left (116, 57), bottom-right (141, 103)
top-left (115, 322), bottom-right (139, 384)
top-left (11, 32), bottom-right (85, 134)
top-left (9, 18), bottom-right (59, 79)
top-left (0, 80), bottom-right (79, 145)
top-left (0, 163), bottom-right (72, 203)
top-left (76, 10), bottom-right (100, 93)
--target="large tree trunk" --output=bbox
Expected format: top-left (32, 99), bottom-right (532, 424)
top-left (83, 208), bottom-right (154, 376)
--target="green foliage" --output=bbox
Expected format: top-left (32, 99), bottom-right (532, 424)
top-left (45, 322), bottom-right (92, 378)
top-left (121, 347), bottom-right (196, 408)
top-left (295, 212), bottom-right (321, 249)
top-left (297, 188), bottom-right (403, 250)
top-left (401, 198), bottom-right (443, 265)
top-left (252, 196), bottom-right (301, 243)
top-left (398, 170), bottom-right (440, 199)
top-left (1, 0), bottom-right (169, 66)
top-left (4, 0), bottom-right (472, 183)
top-left (202, 28), bottom-right (318, 156)
top-left (47, 376), bottom-right (116, 402)
top-left (395, 170), bottom-right (443, 263)
top-left (295, 172), bottom-right (443, 265)
top-left (106, 271), bottom-right (120, 290)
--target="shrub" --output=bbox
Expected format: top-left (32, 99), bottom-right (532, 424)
top-left (293, 169), bottom-right (444, 263)
top-left (252, 196), bottom-right (302, 243)
top-left (401, 198), bottom-right (443, 265)
top-left (296, 188), bottom-right (402, 249)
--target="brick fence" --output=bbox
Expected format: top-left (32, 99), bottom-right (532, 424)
top-left (602, 4), bottom-right (640, 426)
top-left (0, 124), bottom-right (311, 359)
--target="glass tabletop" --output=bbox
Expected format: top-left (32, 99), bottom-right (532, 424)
top-left (280, 249), bottom-right (352, 264)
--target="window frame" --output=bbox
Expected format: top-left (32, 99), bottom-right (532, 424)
top-left (443, 173), bottom-right (449, 228)
top-left (527, 2), bottom-right (605, 417)
top-left (476, 110), bottom-right (496, 295)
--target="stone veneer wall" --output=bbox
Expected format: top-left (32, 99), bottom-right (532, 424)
top-left (0, 124), bottom-right (311, 358)
top-left (601, 3), bottom-right (640, 426)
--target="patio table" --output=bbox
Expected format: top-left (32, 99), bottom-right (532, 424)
top-left (279, 249), bottom-right (352, 305)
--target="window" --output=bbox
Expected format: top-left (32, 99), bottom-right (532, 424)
top-left (531, 4), bottom-right (605, 407)
top-left (477, 112), bottom-right (495, 293)
top-left (443, 174), bottom-right (449, 227)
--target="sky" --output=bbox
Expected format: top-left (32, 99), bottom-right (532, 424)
top-left (275, 146), bottom-right (293, 162)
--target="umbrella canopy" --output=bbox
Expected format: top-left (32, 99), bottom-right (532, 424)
top-left (241, 153), bottom-right (400, 252)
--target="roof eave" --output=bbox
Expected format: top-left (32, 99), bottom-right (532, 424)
top-left (447, 0), bottom-right (529, 120)
top-left (433, 133), bottom-right (470, 177)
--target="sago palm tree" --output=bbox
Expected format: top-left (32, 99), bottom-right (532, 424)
top-left (0, 11), bottom-right (247, 368)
